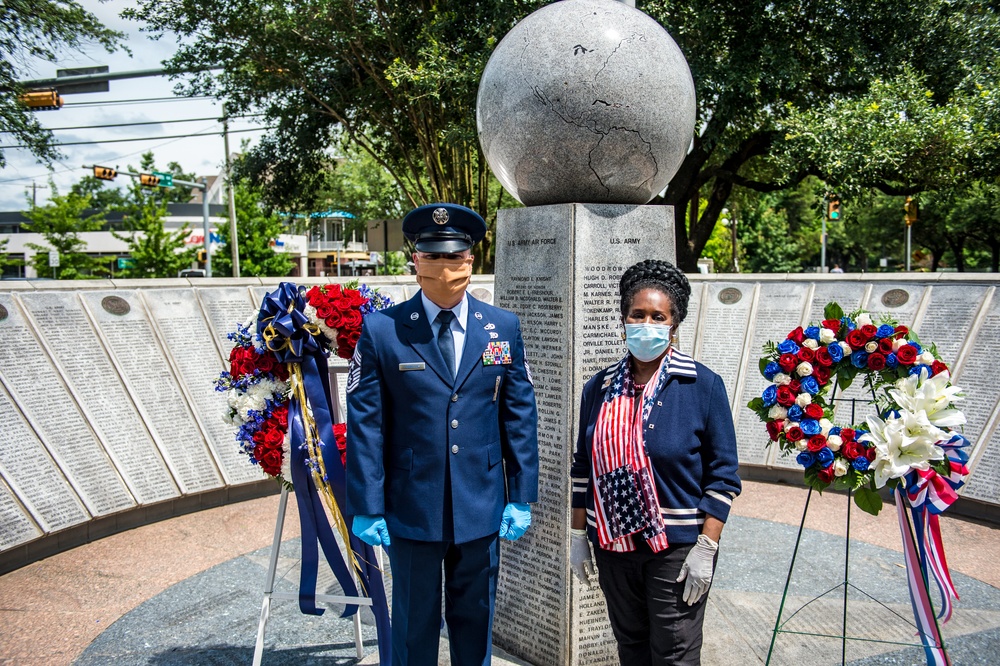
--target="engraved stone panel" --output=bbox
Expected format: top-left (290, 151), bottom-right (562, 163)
top-left (494, 203), bottom-right (675, 665)
top-left (914, 284), bottom-right (988, 367)
top-left (0, 294), bottom-right (134, 516)
top-left (734, 283), bottom-right (810, 468)
top-left (677, 282), bottom-right (702, 355)
top-left (0, 481), bottom-right (41, 550)
top-left (142, 289), bottom-right (264, 485)
top-left (81, 291), bottom-right (224, 494)
top-left (18, 292), bottom-right (179, 505)
top-left (694, 283), bottom-right (753, 407)
top-left (196, 287), bottom-right (256, 358)
top-left (867, 284), bottom-right (924, 328)
top-left (0, 382), bottom-right (89, 532)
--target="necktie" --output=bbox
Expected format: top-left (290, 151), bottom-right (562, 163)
top-left (436, 310), bottom-right (456, 380)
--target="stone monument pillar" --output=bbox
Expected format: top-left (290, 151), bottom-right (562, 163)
top-left (476, 1), bottom-right (698, 664)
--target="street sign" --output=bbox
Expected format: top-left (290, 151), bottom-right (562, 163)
top-left (116, 257), bottom-right (136, 270)
top-left (151, 171), bottom-right (174, 187)
top-left (56, 66), bottom-right (110, 95)
top-left (48, 251), bottom-right (59, 267)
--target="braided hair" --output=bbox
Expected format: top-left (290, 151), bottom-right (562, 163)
top-left (619, 259), bottom-right (691, 324)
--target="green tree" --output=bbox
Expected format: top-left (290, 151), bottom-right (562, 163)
top-left (211, 183), bottom-right (294, 278)
top-left (0, 237), bottom-right (20, 276)
top-left (71, 175), bottom-right (129, 213)
top-left (111, 191), bottom-right (194, 279)
top-left (124, 0), bottom-right (542, 271)
top-left (1, 1), bottom-right (124, 167)
top-left (22, 183), bottom-right (105, 279)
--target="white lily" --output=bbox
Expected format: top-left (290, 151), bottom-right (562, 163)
top-left (888, 370), bottom-right (966, 430)
top-left (861, 414), bottom-right (945, 488)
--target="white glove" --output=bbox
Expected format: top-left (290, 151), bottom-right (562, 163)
top-left (676, 534), bottom-right (718, 605)
top-left (570, 528), bottom-right (596, 587)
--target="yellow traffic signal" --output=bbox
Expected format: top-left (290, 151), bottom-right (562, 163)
top-left (196, 248), bottom-right (207, 263)
top-left (19, 90), bottom-right (63, 110)
top-left (139, 173), bottom-right (161, 188)
top-left (93, 166), bottom-right (117, 181)
top-left (904, 197), bottom-right (918, 226)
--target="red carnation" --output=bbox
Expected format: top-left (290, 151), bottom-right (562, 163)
top-left (860, 324), bottom-right (878, 340)
top-left (894, 325), bottom-right (909, 339)
top-left (785, 425), bottom-right (804, 442)
top-left (846, 329), bottom-right (868, 349)
top-left (333, 422), bottom-right (348, 466)
top-left (840, 428), bottom-right (856, 442)
top-left (896, 345), bottom-right (918, 365)
top-left (817, 465), bottom-right (835, 484)
top-left (807, 435), bottom-right (827, 452)
top-left (878, 338), bottom-right (894, 354)
top-left (867, 353), bottom-right (887, 371)
top-left (822, 319), bottom-right (841, 333)
top-left (778, 353), bottom-right (799, 373)
top-left (788, 326), bottom-right (805, 344)
top-left (272, 405), bottom-right (288, 427)
top-left (797, 347), bottom-right (815, 363)
top-left (814, 346), bottom-right (833, 367)
top-left (766, 419), bottom-right (785, 441)
top-left (805, 403), bottom-right (824, 420)
top-left (931, 360), bottom-right (949, 376)
top-left (777, 385), bottom-right (796, 406)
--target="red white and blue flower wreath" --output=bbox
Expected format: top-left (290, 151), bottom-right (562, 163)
top-left (748, 302), bottom-right (971, 664)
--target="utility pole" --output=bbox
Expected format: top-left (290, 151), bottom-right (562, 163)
top-left (904, 197), bottom-right (918, 272)
top-left (25, 182), bottom-right (48, 208)
top-left (223, 110), bottom-right (240, 278)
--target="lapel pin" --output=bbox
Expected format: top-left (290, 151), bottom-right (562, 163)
top-left (410, 312), bottom-right (420, 320)
top-left (474, 312), bottom-right (483, 320)
top-left (484, 323), bottom-right (496, 330)
top-left (490, 332), bottom-right (499, 339)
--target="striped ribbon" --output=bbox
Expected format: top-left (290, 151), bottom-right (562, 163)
top-left (895, 432), bottom-right (970, 666)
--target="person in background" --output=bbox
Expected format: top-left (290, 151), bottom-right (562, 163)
top-left (569, 258), bottom-right (741, 665)
top-left (830, 264), bottom-right (844, 273)
top-left (347, 203), bottom-right (539, 666)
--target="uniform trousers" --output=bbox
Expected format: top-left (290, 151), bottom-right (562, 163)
top-left (594, 540), bottom-right (712, 666)
top-left (388, 532), bottom-right (500, 666)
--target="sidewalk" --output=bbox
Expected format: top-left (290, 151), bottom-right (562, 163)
top-left (1, 480), bottom-right (998, 665)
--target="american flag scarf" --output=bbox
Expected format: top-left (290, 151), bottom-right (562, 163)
top-left (591, 352), bottom-right (670, 553)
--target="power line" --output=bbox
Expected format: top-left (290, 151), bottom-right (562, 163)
top-left (0, 125), bottom-right (273, 149)
top-left (65, 95), bottom-right (216, 107)
top-left (45, 115), bottom-right (263, 132)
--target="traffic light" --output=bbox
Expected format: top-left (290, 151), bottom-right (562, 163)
top-left (827, 198), bottom-right (841, 220)
top-left (93, 166), bottom-right (117, 181)
top-left (196, 248), bottom-right (207, 264)
top-left (139, 173), bottom-right (161, 188)
top-left (904, 197), bottom-right (918, 226)
top-left (19, 90), bottom-right (63, 110)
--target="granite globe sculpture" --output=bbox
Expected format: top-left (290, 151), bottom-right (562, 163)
top-left (477, 0), bottom-right (696, 206)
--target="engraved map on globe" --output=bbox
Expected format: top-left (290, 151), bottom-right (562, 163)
top-left (477, 0), bottom-right (697, 207)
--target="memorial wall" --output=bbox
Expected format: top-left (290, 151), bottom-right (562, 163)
top-left (1, 274), bottom-right (998, 572)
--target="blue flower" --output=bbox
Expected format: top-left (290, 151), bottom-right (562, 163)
top-left (829, 426), bottom-right (842, 436)
top-left (777, 339), bottom-right (800, 355)
top-left (851, 351), bottom-right (869, 368)
top-left (855, 429), bottom-right (869, 440)
top-left (852, 457), bottom-right (870, 472)
top-left (827, 343), bottom-right (844, 363)
top-left (787, 404), bottom-right (804, 421)
top-left (882, 409), bottom-right (901, 419)
top-left (804, 326), bottom-right (821, 340)
top-left (800, 376), bottom-right (820, 395)
top-left (816, 447), bottom-right (835, 466)
top-left (764, 362), bottom-right (781, 380)
top-left (841, 316), bottom-right (856, 332)
top-left (910, 364), bottom-right (932, 378)
top-left (762, 385), bottom-right (778, 407)
top-left (801, 419), bottom-right (821, 436)
top-left (797, 451), bottom-right (816, 467)
top-left (876, 324), bottom-right (895, 339)
top-left (910, 342), bottom-right (922, 354)
top-left (886, 353), bottom-right (898, 368)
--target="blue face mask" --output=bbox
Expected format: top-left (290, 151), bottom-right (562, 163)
top-left (624, 323), bottom-right (672, 362)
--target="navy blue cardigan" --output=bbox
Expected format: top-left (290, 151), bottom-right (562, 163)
top-left (570, 350), bottom-right (742, 546)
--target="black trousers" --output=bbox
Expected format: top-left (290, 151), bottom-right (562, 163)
top-left (594, 540), bottom-right (711, 666)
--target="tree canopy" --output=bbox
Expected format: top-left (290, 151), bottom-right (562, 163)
top-left (1, 0), bottom-right (124, 167)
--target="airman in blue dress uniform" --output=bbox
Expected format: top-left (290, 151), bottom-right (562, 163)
top-left (346, 203), bottom-right (539, 666)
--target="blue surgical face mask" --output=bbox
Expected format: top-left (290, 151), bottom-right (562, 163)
top-left (624, 323), bottom-right (672, 362)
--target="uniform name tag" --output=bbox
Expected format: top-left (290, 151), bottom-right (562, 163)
top-left (399, 362), bottom-right (426, 371)
top-left (482, 341), bottom-right (512, 366)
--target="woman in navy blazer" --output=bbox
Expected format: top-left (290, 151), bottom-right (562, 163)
top-left (569, 259), bottom-right (741, 665)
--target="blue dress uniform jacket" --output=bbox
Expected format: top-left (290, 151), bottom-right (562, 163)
top-left (571, 350), bottom-right (741, 546)
top-left (346, 292), bottom-right (539, 544)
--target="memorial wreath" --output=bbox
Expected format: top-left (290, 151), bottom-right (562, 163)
top-left (214, 281), bottom-right (393, 663)
top-left (747, 302), bottom-right (972, 663)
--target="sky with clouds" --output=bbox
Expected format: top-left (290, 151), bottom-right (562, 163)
top-left (0, 0), bottom-right (268, 212)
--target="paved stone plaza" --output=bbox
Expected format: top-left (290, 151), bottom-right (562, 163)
top-left (1, 480), bottom-right (997, 665)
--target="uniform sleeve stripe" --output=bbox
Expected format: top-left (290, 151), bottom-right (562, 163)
top-left (705, 490), bottom-right (734, 506)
